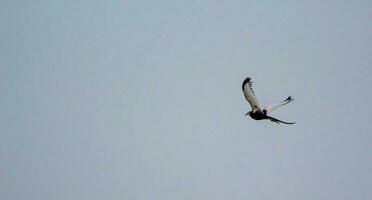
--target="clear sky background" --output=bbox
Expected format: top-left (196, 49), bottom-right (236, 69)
top-left (1, 1), bottom-right (372, 200)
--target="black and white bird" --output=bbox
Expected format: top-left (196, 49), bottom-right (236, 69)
top-left (242, 77), bottom-right (295, 124)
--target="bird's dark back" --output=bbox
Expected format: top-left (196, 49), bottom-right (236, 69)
top-left (249, 111), bottom-right (268, 120)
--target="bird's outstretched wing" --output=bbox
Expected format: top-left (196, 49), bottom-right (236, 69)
top-left (242, 77), bottom-right (261, 111)
top-left (263, 96), bottom-right (294, 114)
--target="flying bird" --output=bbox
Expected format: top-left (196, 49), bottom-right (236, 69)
top-left (242, 77), bottom-right (295, 124)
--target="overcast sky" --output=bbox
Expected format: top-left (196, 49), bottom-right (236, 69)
top-left (1, 1), bottom-right (372, 200)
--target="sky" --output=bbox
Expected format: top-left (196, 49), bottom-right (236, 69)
top-left (1, 1), bottom-right (372, 200)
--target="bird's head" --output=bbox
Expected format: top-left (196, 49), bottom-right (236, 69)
top-left (245, 111), bottom-right (251, 116)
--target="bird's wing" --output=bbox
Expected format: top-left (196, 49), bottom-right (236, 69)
top-left (263, 96), bottom-right (294, 114)
top-left (242, 77), bottom-right (261, 111)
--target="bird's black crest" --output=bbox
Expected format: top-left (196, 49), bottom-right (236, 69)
top-left (242, 77), bottom-right (251, 91)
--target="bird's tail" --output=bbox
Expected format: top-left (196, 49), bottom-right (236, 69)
top-left (267, 116), bottom-right (295, 125)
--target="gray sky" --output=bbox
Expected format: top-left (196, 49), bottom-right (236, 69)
top-left (1, 1), bottom-right (372, 200)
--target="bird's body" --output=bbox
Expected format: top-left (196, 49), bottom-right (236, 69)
top-left (242, 77), bottom-right (295, 125)
top-left (247, 110), bottom-right (267, 120)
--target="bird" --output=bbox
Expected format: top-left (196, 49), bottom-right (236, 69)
top-left (242, 77), bottom-right (295, 124)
